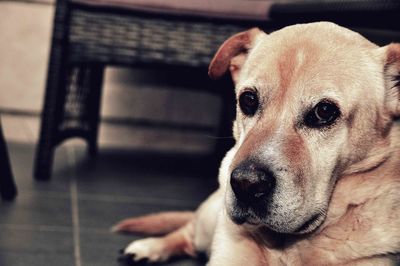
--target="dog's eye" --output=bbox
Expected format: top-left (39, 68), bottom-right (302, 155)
top-left (239, 91), bottom-right (259, 116)
top-left (305, 101), bottom-right (340, 128)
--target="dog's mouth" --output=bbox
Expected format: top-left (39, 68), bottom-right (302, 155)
top-left (293, 213), bottom-right (325, 234)
top-left (230, 206), bottom-right (250, 225)
top-left (230, 203), bottom-right (325, 235)
top-left (229, 205), bottom-right (262, 226)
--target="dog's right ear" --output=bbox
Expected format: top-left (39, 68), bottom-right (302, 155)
top-left (382, 43), bottom-right (400, 117)
top-left (208, 28), bottom-right (263, 83)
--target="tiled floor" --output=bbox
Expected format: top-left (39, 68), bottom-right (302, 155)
top-left (0, 141), bottom-right (217, 266)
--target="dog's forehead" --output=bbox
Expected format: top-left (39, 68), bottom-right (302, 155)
top-left (238, 23), bottom-right (378, 100)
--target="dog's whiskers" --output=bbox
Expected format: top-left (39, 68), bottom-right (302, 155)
top-left (200, 134), bottom-right (235, 140)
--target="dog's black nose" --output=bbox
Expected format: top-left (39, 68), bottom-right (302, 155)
top-left (230, 163), bottom-right (275, 205)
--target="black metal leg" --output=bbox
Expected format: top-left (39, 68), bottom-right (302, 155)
top-left (0, 121), bottom-right (17, 201)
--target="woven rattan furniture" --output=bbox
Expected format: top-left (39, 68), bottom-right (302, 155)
top-left (35, 0), bottom-right (400, 180)
top-left (0, 121), bottom-right (17, 200)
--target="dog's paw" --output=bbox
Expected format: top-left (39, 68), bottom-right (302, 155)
top-left (119, 237), bottom-right (170, 264)
top-left (118, 253), bottom-right (148, 266)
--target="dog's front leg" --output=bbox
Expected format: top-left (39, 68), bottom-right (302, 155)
top-left (208, 213), bottom-right (269, 266)
top-left (192, 189), bottom-right (224, 254)
top-left (120, 189), bottom-right (223, 264)
top-left (121, 221), bottom-right (196, 263)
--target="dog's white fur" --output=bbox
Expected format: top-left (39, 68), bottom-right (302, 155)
top-left (115, 22), bottom-right (400, 265)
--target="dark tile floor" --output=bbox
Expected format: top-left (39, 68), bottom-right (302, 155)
top-left (0, 142), bottom-right (218, 266)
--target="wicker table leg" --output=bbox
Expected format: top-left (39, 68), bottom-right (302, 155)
top-left (213, 78), bottom-right (236, 163)
top-left (86, 65), bottom-right (104, 157)
top-left (0, 120), bottom-right (17, 201)
top-left (34, 52), bottom-right (69, 180)
top-left (35, 62), bottom-right (104, 180)
top-left (34, 73), bottom-right (68, 181)
top-left (34, 0), bottom-right (71, 181)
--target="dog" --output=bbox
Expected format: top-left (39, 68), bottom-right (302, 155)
top-left (114, 22), bottom-right (400, 265)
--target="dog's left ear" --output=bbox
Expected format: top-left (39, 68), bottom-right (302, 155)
top-left (382, 43), bottom-right (400, 117)
top-left (208, 28), bottom-right (264, 83)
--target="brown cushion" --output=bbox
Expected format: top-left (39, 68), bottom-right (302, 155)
top-left (71, 0), bottom-right (278, 21)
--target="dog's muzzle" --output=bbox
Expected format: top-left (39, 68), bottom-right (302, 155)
top-left (230, 162), bottom-right (276, 209)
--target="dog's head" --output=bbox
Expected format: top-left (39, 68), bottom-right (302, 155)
top-left (209, 22), bottom-right (400, 234)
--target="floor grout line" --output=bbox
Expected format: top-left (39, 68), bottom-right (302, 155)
top-left (68, 147), bottom-right (82, 266)
top-left (6, 188), bottom-right (200, 207)
top-left (0, 223), bottom-right (72, 233)
top-left (77, 193), bottom-right (200, 207)
top-left (0, 223), bottom-right (127, 235)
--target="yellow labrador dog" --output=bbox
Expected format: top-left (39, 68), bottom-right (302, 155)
top-left (114, 22), bottom-right (400, 265)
